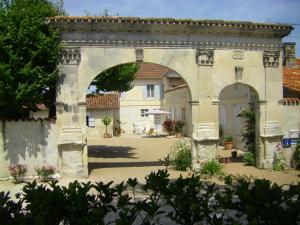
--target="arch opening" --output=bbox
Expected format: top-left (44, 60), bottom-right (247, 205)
top-left (218, 83), bottom-right (260, 164)
top-left (84, 62), bottom-right (193, 178)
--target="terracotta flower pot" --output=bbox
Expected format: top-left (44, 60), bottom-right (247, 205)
top-left (176, 132), bottom-right (183, 138)
top-left (103, 133), bottom-right (112, 138)
top-left (223, 142), bottom-right (233, 150)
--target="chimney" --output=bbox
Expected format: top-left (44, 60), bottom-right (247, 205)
top-left (283, 42), bottom-right (296, 67)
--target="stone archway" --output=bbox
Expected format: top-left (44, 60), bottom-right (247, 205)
top-left (218, 83), bottom-right (260, 162)
top-left (50, 16), bottom-right (291, 177)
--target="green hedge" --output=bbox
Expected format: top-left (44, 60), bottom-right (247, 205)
top-left (1, 170), bottom-right (299, 225)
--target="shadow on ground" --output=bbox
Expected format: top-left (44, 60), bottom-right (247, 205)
top-left (88, 145), bottom-right (137, 159)
top-left (89, 161), bottom-right (162, 171)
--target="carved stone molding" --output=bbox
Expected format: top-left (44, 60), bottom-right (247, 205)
top-left (135, 48), bottom-right (144, 62)
top-left (263, 51), bottom-right (280, 67)
top-left (192, 123), bottom-right (218, 141)
top-left (232, 50), bottom-right (244, 60)
top-left (60, 47), bottom-right (81, 65)
top-left (196, 48), bottom-right (214, 66)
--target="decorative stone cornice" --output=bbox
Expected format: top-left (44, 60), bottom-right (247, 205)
top-left (60, 47), bottom-right (81, 65)
top-left (47, 16), bottom-right (293, 38)
top-left (196, 48), bottom-right (214, 66)
top-left (263, 51), bottom-right (280, 67)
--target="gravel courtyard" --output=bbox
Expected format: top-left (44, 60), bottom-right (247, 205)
top-left (0, 136), bottom-right (299, 195)
top-left (87, 136), bottom-right (186, 183)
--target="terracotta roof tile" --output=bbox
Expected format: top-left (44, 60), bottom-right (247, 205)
top-left (283, 59), bottom-right (300, 93)
top-left (135, 63), bottom-right (169, 79)
top-left (86, 93), bottom-right (119, 109)
top-left (280, 98), bottom-right (300, 104)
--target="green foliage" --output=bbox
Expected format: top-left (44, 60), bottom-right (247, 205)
top-left (169, 140), bottom-right (192, 171)
top-left (35, 165), bottom-right (56, 182)
top-left (223, 135), bottom-right (233, 142)
top-left (238, 103), bottom-right (256, 164)
top-left (174, 120), bottom-right (186, 133)
top-left (273, 151), bottom-right (286, 171)
top-left (0, 0), bottom-right (64, 119)
top-left (1, 171), bottom-right (300, 225)
top-left (293, 139), bottom-right (300, 169)
top-left (102, 116), bottom-right (112, 134)
top-left (242, 151), bottom-right (255, 166)
top-left (200, 159), bottom-right (225, 177)
top-left (90, 63), bottom-right (139, 93)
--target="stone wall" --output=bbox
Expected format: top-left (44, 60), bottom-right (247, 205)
top-left (0, 120), bottom-right (58, 178)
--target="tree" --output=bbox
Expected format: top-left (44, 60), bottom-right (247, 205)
top-left (90, 63), bottom-right (139, 93)
top-left (102, 117), bottom-right (112, 135)
top-left (0, 0), bottom-right (64, 119)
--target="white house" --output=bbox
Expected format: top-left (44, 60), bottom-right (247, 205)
top-left (119, 63), bottom-right (167, 134)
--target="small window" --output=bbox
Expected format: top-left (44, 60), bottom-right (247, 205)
top-left (86, 116), bottom-right (95, 127)
top-left (147, 85), bottom-right (154, 99)
top-left (141, 109), bottom-right (149, 117)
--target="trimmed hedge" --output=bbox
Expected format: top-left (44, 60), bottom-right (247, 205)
top-left (1, 170), bottom-right (299, 225)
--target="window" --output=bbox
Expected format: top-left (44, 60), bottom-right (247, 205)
top-left (86, 116), bottom-right (95, 127)
top-left (147, 85), bottom-right (154, 98)
top-left (141, 109), bottom-right (149, 117)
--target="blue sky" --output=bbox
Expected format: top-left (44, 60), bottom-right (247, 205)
top-left (64, 0), bottom-right (300, 57)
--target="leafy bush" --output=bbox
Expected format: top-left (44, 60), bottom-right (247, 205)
top-left (8, 164), bottom-right (27, 183)
top-left (169, 140), bottom-right (192, 171)
top-left (200, 159), bottom-right (225, 177)
top-left (162, 119), bottom-right (174, 135)
top-left (242, 151), bottom-right (255, 165)
top-left (293, 139), bottom-right (300, 169)
top-left (174, 120), bottom-right (186, 133)
top-left (1, 171), bottom-right (300, 225)
top-left (238, 103), bottom-right (256, 165)
top-left (35, 165), bottom-right (56, 182)
top-left (273, 150), bottom-right (286, 171)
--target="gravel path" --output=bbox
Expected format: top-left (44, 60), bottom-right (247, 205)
top-left (1, 136), bottom-right (299, 195)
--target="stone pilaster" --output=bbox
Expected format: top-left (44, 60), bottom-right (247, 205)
top-left (192, 48), bottom-right (218, 170)
top-left (258, 51), bottom-right (283, 168)
top-left (57, 47), bottom-right (88, 178)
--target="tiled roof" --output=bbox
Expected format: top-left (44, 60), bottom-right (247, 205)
top-left (165, 84), bottom-right (188, 93)
top-left (36, 94), bottom-right (119, 110)
top-left (283, 59), bottom-right (300, 93)
top-left (280, 98), bottom-right (300, 105)
top-left (135, 63), bottom-right (169, 79)
top-left (86, 93), bottom-right (119, 109)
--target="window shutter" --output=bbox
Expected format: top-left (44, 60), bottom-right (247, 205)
top-left (160, 84), bottom-right (164, 99)
top-left (154, 84), bottom-right (160, 99)
top-left (143, 85), bottom-right (147, 99)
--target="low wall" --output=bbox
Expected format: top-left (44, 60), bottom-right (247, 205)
top-left (282, 101), bottom-right (300, 166)
top-left (0, 119), bottom-right (58, 178)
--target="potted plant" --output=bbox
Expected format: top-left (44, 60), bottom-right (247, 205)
top-left (175, 120), bottom-right (186, 138)
top-left (35, 165), bottom-right (56, 182)
top-left (231, 149), bottom-right (237, 158)
top-left (8, 164), bottom-right (27, 183)
top-left (102, 116), bottom-right (112, 138)
top-left (163, 119), bottom-right (174, 135)
top-left (223, 135), bottom-right (233, 150)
